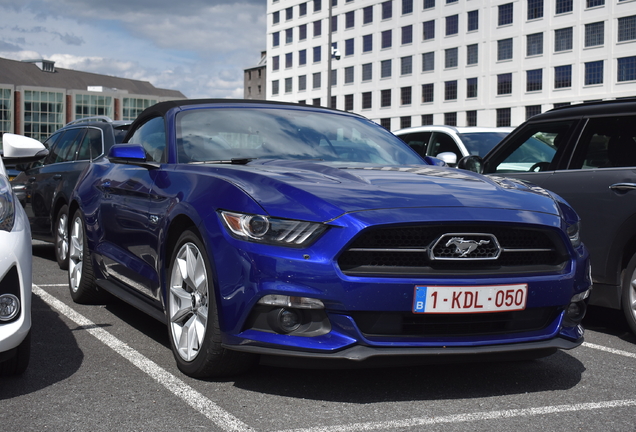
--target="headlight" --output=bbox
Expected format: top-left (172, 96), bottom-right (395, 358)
top-left (0, 175), bottom-right (15, 232)
top-left (219, 211), bottom-right (328, 247)
top-left (566, 221), bottom-right (581, 248)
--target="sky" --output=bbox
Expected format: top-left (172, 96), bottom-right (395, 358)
top-left (0, 0), bottom-right (267, 98)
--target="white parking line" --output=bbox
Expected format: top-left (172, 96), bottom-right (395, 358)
top-left (32, 285), bottom-right (255, 432)
top-left (33, 284), bottom-right (636, 432)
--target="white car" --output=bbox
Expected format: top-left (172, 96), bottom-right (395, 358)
top-left (0, 133), bottom-right (47, 376)
top-left (394, 125), bottom-right (513, 166)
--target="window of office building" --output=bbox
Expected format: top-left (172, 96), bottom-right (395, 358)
top-left (285, 28), bottom-right (293, 43)
top-left (314, 0), bottom-right (322, 12)
top-left (401, 56), bottom-right (413, 75)
top-left (362, 92), bottom-right (372, 109)
top-left (363, 34), bottom-right (373, 52)
top-left (585, 60), bottom-right (604, 85)
top-left (466, 110), bottom-right (477, 126)
top-left (498, 3), bottom-right (513, 26)
top-left (331, 15), bottom-right (337, 32)
top-left (346, 11), bottom-right (355, 28)
top-left (402, 25), bottom-right (413, 44)
top-left (496, 108), bottom-right (511, 127)
top-left (380, 118), bottom-right (392, 129)
top-left (554, 102), bottom-right (571, 109)
top-left (555, 27), bottom-right (573, 52)
top-left (273, 11), bottom-right (280, 24)
top-left (273, 32), bottom-right (280, 47)
top-left (445, 48), bottom-right (458, 68)
top-left (402, 0), bottom-right (413, 14)
top-left (498, 38), bottom-right (513, 61)
top-left (527, 69), bottom-right (543, 91)
top-left (422, 83), bottom-right (434, 103)
top-left (344, 94), bottom-right (354, 111)
top-left (330, 95), bottom-right (336, 109)
top-left (299, 75), bottom-right (307, 91)
top-left (381, 59), bottom-right (391, 78)
top-left (400, 116), bottom-right (412, 129)
top-left (299, 49), bottom-right (307, 65)
top-left (75, 93), bottom-right (113, 119)
top-left (618, 16), bottom-right (636, 42)
top-left (122, 97), bottom-right (158, 124)
top-left (313, 46), bottom-right (321, 62)
top-left (618, 56), bottom-right (636, 82)
top-left (345, 66), bottom-right (354, 83)
top-left (299, 24), bottom-right (307, 40)
top-left (363, 6), bottom-right (373, 24)
top-left (345, 38), bottom-right (354, 55)
top-left (362, 63), bottom-right (372, 81)
top-left (585, 22), bottom-right (603, 47)
top-left (313, 72), bottom-right (321, 89)
top-left (444, 112), bottom-right (457, 126)
top-left (466, 77), bottom-right (478, 98)
top-left (422, 52), bottom-right (434, 71)
top-left (272, 80), bottom-right (280, 95)
top-left (286, 52), bottom-right (293, 68)
top-left (286, 7), bottom-right (293, 20)
top-left (401, 86), bottom-right (412, 105)
top-left (285, 78), bottom-right (292, 93)
top-left (587, 0), bottom-right (604, 7)
top-left (467, 44), bottom-right (478, 65)
top-left (421, 114), bottom-right (433, 125)
top-left (0, 88), bottom-right (12, 141)
top-left (526, 105), bottom-right (542, 120)
top-left (555, 0), bottom-right (572, 14)
top-left (554, 65), bottom-right (572, 88)
top-left (382, 1), bottom-right (392, 19)
top-left (527, 32), bottom-right (543, 56)
top-left (381, 29), bottom-right (392, 48)
top-left (381, 89), bottom-right (391, 107)
top-left (528, 0), bottom-right (543, 20)
top-left (313, 98), bottom-right (321, 106)
top-left (331, 68), bottom-right (337, 86)
top-left (272, 55), bottom-right (280, 70)
top-left (497, 73), bottom-right (512, 94)
top-left (314, 20), bottom-right (322, 37)
top-left (444, 80), bottom-right (457, 100)
top-left (424, 0), bottom-right (435, 9)
top-left (423, 20), bottom-right (435, 40)
top-left (299, 2), bottom-right (307, 16)
top-left (467, 10), bottom-right (478, 31)
top-left (446, 15), bottom-right (458, 36)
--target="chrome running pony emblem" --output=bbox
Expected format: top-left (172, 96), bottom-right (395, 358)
top-left (445, 237), bottom-right (491, 257)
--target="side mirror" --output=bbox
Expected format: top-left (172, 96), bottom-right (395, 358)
top-left (457, 155), bottom-right (484, 173)
top-left (108, 144), bottom-right (159, 169)
top-left (423, 156), bottom-right (447, 167)
top-left (436, 152), bottom-right (457, 166)
top-left (1, 133), bottom-right (48, 164)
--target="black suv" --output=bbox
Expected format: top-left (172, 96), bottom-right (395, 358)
top-left (12, 116), bottom-right (130, 269)
top-left (458, 99), bottom-right (636, 334)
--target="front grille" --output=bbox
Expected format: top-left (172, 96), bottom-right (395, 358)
top-left (337, 224), bottom-right (569, 276)
top-left (350, 307), bottom-right (560, 339)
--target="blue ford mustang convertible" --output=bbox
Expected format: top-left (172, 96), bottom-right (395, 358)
top-left (67, 100), bottom-right (591, 378)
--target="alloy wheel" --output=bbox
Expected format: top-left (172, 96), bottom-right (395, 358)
top-left (68, 215), bottom-right (84, 293)
top-left (56, 212), bottom-right (69, 263)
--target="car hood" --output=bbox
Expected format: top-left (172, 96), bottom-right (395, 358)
top-left (205, 159), bottom-right (561, 222)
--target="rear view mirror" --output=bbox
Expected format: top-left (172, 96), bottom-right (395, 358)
top-left (457, 155), bottom-right (484, 173)
top-left (1, 133), bottom-right (48, 164)
top-left (436, 152), bottom-right (457, 166)
top-left (108, 144), bottom-right (160, 169)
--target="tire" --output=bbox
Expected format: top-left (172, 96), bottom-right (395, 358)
top-left (0, 330), bottom-right (31, 376)
top-left (55, 205), bottom-right (69, 270)
top-left (622, 254), bottom-right (636, 335)
top-left (68, 209), bottom-right (108, 304)
top-left (166, 230), bottom-right (257, 378)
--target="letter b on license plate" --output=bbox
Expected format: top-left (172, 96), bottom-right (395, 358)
top-left (413, 284), bottom-right (527, 314)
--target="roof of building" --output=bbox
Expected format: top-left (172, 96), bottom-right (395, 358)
top-left (0, 56), bottom-right (186, 98)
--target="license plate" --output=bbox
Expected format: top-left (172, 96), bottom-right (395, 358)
top-left (413, 284), bottom-right (527, 314)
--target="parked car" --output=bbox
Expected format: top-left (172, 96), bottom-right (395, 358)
top-left (67, 99), bottom-right (590, 378)
top-left (0, 133), bottom-right (48, 376)
top-left (11, 116), bottom-right (131, 270)
top-left (394, 125), bottom-right (512, 166)
top-left (457, 99), bottom-right (636, 334)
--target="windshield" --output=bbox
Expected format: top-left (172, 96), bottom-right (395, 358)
top-left (457, 132), bottom-right (510, 157)
top-left (175, 107), bottom-right (424, 165)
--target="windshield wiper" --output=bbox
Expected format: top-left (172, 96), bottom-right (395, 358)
top-left (191, 158), bottom-right (257, 165)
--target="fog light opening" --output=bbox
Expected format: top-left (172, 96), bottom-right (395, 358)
top-left (278, 308), bottom-right (302, 333)
top-left (565, 300), bottom-right (587, 325)
top-left (0, 293), bottom-right (20, 321)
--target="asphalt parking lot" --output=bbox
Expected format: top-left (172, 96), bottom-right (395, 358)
top-left (1, 241), bottom-right (635, 432)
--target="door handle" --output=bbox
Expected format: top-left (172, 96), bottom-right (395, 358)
top-left (609, 183), bottom-right (636, 191)
top-left (53, 174), bottom-right (62, 180)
